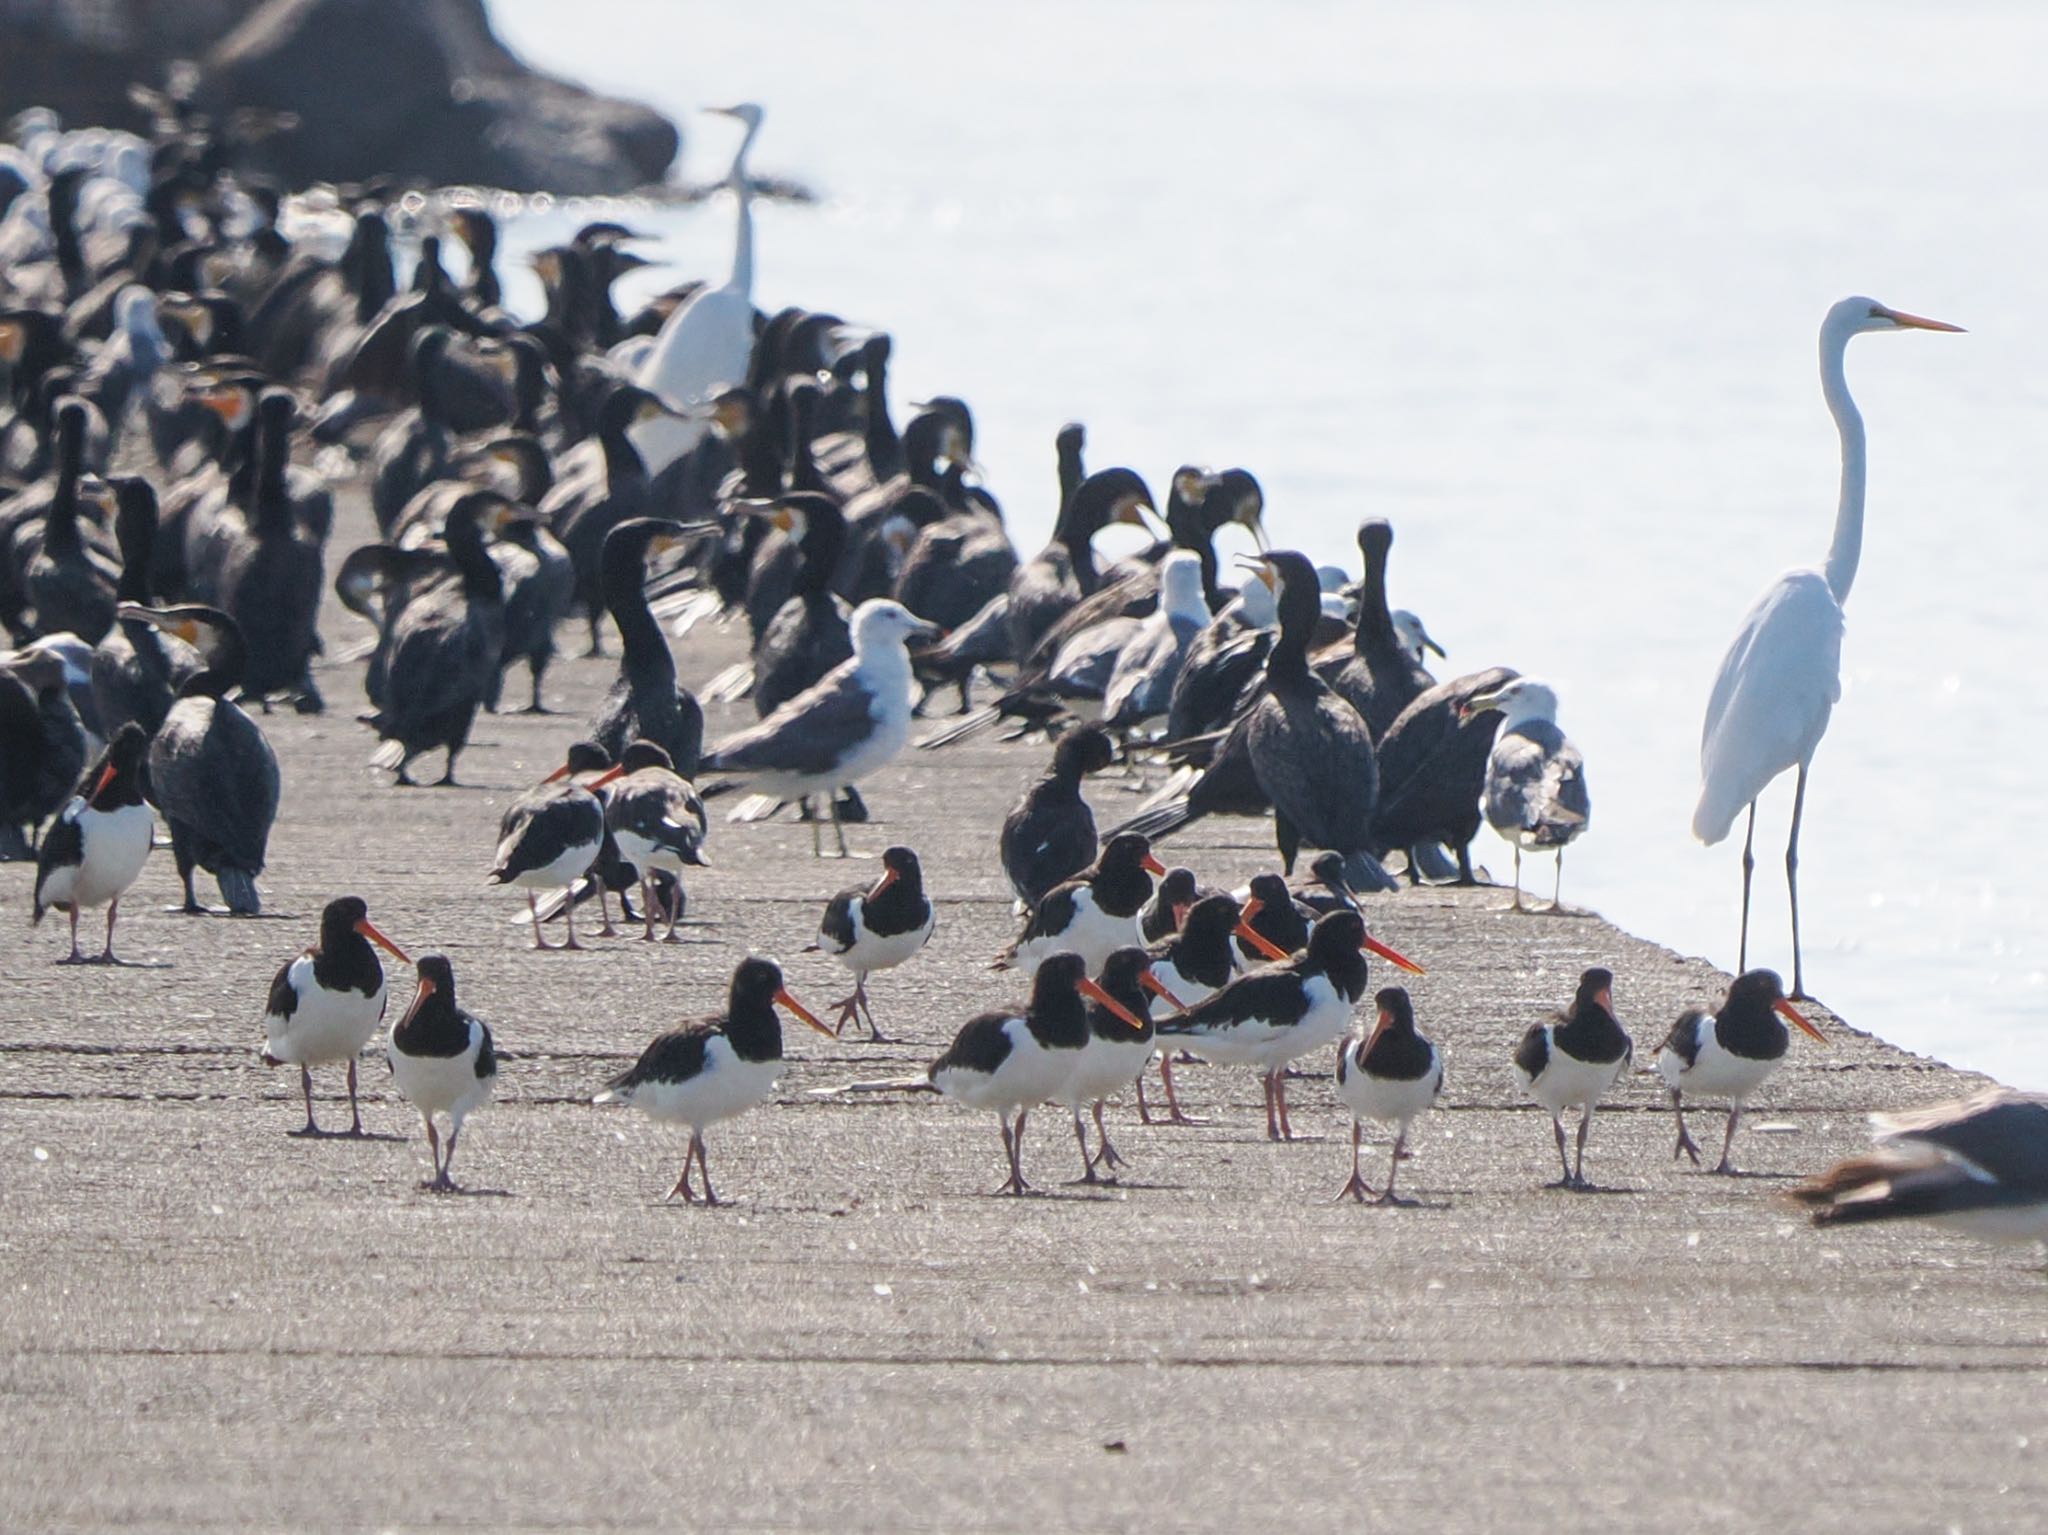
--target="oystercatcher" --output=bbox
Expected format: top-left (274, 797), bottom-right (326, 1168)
top-left (603, 739), bottom-right (709, 942)
top-left (31, 722), bottom-right (152, 964)
top-left (1138, 891), bottom-right (1266, 1126)
top-left (995, 831), bottom-right (1165, 977)
top-left (1158, 910), bottom-right (1420, 1141)
top-left (1333, 985), bottom-right (1442, 1204)
top-left (809, 844), bottom-right (934, 1040)
top-left (593, 956), bottom-right (830, 1205)
top-left (1234, 873), bottom-right (1307, 963)
top-left (488, 742), bottom-right (625, 949)
top-left (1138, 866), bottom-right (1202, 944)
top-left (386, 955), bottom-right (497, 1192)
top-left (922, 951), bottom-right (1147, 1195)
top-left (1794, 1088), bottom-right (2048, 1249)
top-left (1654, 967), bottom-right (1824, 1173)
top-left (262, 896), bottom-right (411, 1136)
top-left (1513, 967), bottom-right (1633, 1189)
top-left (1051, 946), bottom-right (1184, 1182)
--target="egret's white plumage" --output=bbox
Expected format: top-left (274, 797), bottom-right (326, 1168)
top-left (1693, 296), bottom-right (1962, 996)
top-left (633, 105), bottom-right (764, 473)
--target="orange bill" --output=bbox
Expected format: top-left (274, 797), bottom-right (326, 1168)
top-left (869, 865), bottom-right (900, 899)
top-left (776, 987), bottom-right (834, 1037)
top-left (1363, 933), bottom-right (1425, 976)
top-left (1141, 854), bottom-right (1169, 878)
top-left (1139, 970), bottom-right (1189, 1013)
top-left (1171, 901), bottom-right (1192, 930)
top-left (587, 764), bottom-right (629, 789)
top-left (90, 763), bottom-right (117, 804)
top-left (1078, 976), bottom-right (1148, 1032)
top-left (1362, 1006), bottom-right (1393, 1056)
top-left (1235, 919), bottom-right (1290, 962)
top-left (398, 973), bottom-right (437, 1027)
top-left (1775, 996), bottom-right (1827, 1042)
top-left (354, 918), bottom-right (410, 964)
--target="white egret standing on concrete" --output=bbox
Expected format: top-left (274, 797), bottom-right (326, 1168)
top-left (1692, 297), bottom-right (1961, 998)
top-left (633, 104), bottom-right (764, 473)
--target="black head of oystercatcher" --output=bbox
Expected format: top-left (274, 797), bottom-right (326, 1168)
top-left (1333, 985), bottom-right (1443, 1204)
top-left (1137, 891), bottom-right (1268, 1126)
top-left (810, 844), bottom-right (935, 1041)
top-left (386, 955), bottom-right (497, 1192)
top-left (261, 895), bottom-right (411, 1136)
top-left (32, 721), bottom-right (151, 964)
top-left (999, 723), bottom-right (1115, 908)
top-left (593, 955), bottom-right (830, 1206)
top-left (996, 831), bottom-right (1166, 976)
top-left (1512, 966), bottom-right (1634, 1189)
top-left (1655, 967), bottom-right (1823, 1173)
top-left (1139, 866), bottom-right (1202, 944)
top-left (927, 949), bottom-right (1148, 1196)
top-left (1235, 872), bottom-right (1308, 963)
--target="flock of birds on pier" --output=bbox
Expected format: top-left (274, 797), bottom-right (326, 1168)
top-left (2, 101), bottom-right (2040, 1245)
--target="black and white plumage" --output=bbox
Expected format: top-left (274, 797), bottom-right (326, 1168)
top-left (810, 844), bottom-right (934, 1040)
top-left (996, 831), bottom-right (1165, 977)
top-left (122, 604), bottom-right (279, 915)
top-left (488, 743), bottom-right (624, 949)
top-left (1512, 967), bottom-right (1634, 1189)
top-left (1234, 873), bottom-right (1308, 965)
top-left (1157, 909), bottom-right (1377, 1142)
top-left (1051, 946), bottom-right (1182, 1183)
top-left (1475, 678), bottom-right (1590, 913)
top-left (369, 490), bottom-right (508, 786)
top-left (594, 956), bottom-right (830, 1206)
top-left (699, 599), bottom-right (937, 857)
top-left (386, 955), bottom-right (497, 1192)
top-left (1333, 985), bottom-right (1443, 1204)
top-left (1654, 967), bottom-right (1824, 1173)
top-left (1137, 890), bottom-right (1263, 1126)
top-left (926, 951), bottom-right (1148, 1195)
top-left (32, 722), bottom-right (151, 963)
top-left (602, 739), bottom-right (708, 943)
top-left (261, 896), bottom-right (410, 1136)
top-left (999, 724), bottom-right (1114, 909)
top-left (1794, 1089), bottom-right (2048, 1248)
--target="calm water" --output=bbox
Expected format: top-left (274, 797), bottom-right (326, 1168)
top-left (491, 1), bottom-right (2048, 1086)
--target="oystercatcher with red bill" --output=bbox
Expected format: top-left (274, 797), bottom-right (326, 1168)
top-left (1794, 1088), bottom-right (2048, 1249)
top-left (1138, 866), bottom-right (1203, 944)
top-left (994, 831), bottom-right (1165, 977)
top-left (488, 742), bottom-right (626, 949)
top-left (1052, 946), bottom-right (1185, 1182)
top-left (1513, 967), bottom-right (1634, 1189)
top-left (594, 956), bottom-right (830, 1206)
top-left (262, 896), bottom-right (411, 1136)
top-left (1654, 967), bottom-right (1825, 1173)
top-left (386, 955), bottom-right (497, 1192)
top-left (603, 739), bottom-right (709, 942)
top-left (1157, 909), bottom-right (1422, 1141)
top-left (1333, 985), bottom-right (1442, 1204)
top-left (1138, 891), bottom-right (1269, 1126)
top-left (32, 722), bottom-right (152, 964)
top-left (809, 844), bottom-right (934, 1040)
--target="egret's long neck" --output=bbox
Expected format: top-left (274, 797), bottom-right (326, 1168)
top-left (1819, 324), bottom-right (1866, 605)
top-left (727, 123), bottom-right (760, 296)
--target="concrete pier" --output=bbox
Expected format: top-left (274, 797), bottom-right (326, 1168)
top-left (2, 487), bottom-right (2040, 1532)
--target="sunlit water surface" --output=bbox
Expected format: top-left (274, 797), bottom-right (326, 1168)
top-left (485, 1), bottom-right (2048, 1086)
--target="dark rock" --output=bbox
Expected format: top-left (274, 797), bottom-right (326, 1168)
top-left (0, 0), bottom-right (678, 196)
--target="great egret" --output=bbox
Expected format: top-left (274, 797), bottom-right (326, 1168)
top-left (633, 103), bottom-right (765, 474)
top-left (1693, 296), bottom-right (1961, 998)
